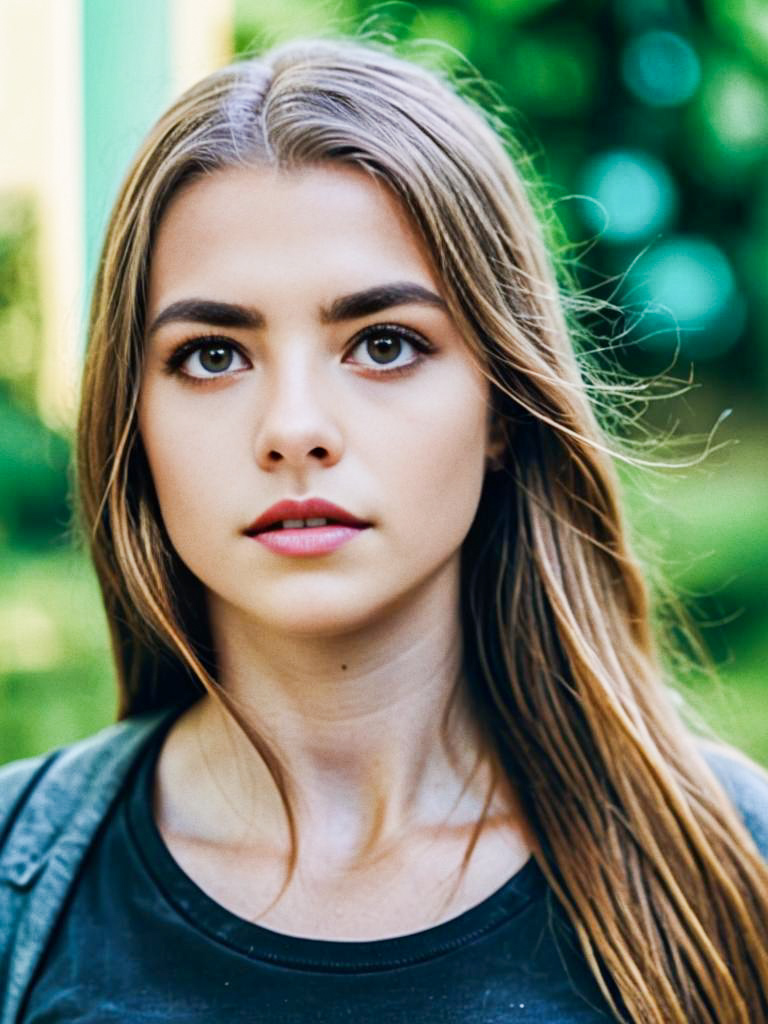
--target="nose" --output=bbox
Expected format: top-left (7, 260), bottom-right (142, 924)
top-left (253, 359), bottom-right (344, 473)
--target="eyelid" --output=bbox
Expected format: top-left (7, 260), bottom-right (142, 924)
top-left (344, 322), bottom-right (435, 367)
top-left (163, 334), bottom-right (251, 379)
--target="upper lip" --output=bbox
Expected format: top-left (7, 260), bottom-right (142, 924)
top-left (245, 498), bottom-right (371, 534)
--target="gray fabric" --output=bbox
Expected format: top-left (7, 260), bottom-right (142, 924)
top-left (698, 745), bottom-right (768, 858)
top-left (0, 716), bottom-right (766, 1022)
top-left (0, 711), bottom-right (172, 1024)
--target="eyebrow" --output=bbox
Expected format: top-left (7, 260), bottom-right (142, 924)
top-left (321, 282), bottom-right (447, 323)
top-left (146, 281), bottom-right (448, 337)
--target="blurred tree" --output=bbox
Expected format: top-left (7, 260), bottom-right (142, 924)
top-left (0, 195), bottom-right (70, 549)
top-left (0, 196), bottom-right (42, 410)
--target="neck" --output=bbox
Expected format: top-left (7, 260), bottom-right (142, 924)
top-left (173, 570), bottom-right (502, 868)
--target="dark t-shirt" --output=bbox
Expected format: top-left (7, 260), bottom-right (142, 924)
top-left (22, 718), bottom-right (617, 1023)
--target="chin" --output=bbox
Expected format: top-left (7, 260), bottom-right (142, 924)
top-left (214, 585), bottom-right (392, 638)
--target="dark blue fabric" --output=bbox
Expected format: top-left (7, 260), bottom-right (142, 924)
top-left (22, 718), bottom-right (616, 1023)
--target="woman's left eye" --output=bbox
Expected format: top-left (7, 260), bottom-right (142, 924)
top-left (347, 326), bottom-right (432, 373)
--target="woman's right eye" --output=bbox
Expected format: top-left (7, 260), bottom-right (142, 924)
top-left (168, 339), bottom-right (250, 380)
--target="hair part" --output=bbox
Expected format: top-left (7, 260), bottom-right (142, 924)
top-left (77, 37), bottom-right (768, 1022)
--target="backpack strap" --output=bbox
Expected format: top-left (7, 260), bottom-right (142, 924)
top-left (702, 745), bottom-right (768, 859)
top-left (0, 752), bottom-right (63, 863)
top-left (0, 709), bottom-right (176, 1024)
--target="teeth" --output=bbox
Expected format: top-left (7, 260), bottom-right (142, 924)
top-left (280, 517), bottom-right (329, 529)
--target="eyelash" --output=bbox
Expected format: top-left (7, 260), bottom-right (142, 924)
top-left (163, 324), bottom-right (436, 383)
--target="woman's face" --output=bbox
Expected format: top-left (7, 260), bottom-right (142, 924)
top-left (139, 164), bottom-right (497, 637)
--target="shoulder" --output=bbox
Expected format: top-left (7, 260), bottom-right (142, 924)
top-left (700, 743), bottom-right (768, 859)
top-left (0, 710), bottom-right (177, 863)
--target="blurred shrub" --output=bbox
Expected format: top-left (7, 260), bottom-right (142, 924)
top-left (0, 388), bottom-right (71, 547)
top-left (0, 544), bottom-right (114, 761)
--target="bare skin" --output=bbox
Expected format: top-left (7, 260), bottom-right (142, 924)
top-left (139, 164), bottom-right (533, 940)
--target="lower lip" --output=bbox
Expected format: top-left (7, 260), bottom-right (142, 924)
top-left (250, 525), bottom-right (369, 556)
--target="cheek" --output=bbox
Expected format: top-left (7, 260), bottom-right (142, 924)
top-left (380, 378), bottom-right (489, 538)
top-left (148, 446), bottom-right (207, 534)
top-left (138, 388), bottom-right (232, 546)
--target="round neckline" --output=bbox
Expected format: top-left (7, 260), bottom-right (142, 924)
top-left (126, 708), bottom-right (545, 973)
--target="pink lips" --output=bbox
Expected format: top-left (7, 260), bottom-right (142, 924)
top-left (245, 498), bottom-right (371, 557)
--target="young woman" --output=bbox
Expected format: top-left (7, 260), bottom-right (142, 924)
top-left (1, 37), bottom-right (767, 1024)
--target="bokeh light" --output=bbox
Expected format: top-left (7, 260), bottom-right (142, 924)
top-left (629, 236), bottom-right (745, 357)
top-left (579, 150), bottom-right (677, 242)
top-left (703, 64), bottom-right (768, 152)
top-left (621, 30), bottom-right (700, 107)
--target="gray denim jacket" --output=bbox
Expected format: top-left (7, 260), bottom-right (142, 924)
top-left (0, 711), bottom-right (766, 1023)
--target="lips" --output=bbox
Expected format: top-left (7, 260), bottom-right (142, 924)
top-left (245, 498), bottom-right (370, 536)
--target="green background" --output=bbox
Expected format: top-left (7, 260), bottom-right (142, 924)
top-left (1, 0), bottom-right (766, 765)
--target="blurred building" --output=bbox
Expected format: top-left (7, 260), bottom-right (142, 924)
top-left (0, 0), bottom-right (233, 428)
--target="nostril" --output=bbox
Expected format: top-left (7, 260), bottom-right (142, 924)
top-left (265, 447), bottom-right (329, 463)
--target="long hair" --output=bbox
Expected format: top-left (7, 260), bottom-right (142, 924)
top-left (77, 38), bottom-right (768, 1022)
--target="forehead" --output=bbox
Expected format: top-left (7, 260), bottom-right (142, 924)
top-left (147, 164), bottom-right (439, 316)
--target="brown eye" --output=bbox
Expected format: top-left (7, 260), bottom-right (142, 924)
top-left (366, 334), bottom-right (402, 364)
top-left (198, 344), bottom-right (233, 373)
top-left (348, 325), bottom-right (432, 374)
top-left (173, 340), bottom-right (249, 379)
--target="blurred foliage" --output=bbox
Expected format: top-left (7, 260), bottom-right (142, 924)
top-left (1, 0), bottom-right (766, 764)
top-left (0, 195), bottom-right (71, 550)
top-left (0, 390), bottom-right (71, 547)
top-left (0, 195), bottom-right (43, 409)
top-left (0, 547), bottom-right (115, 763)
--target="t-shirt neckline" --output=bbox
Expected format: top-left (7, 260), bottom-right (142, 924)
top-left (126, 708), bottom-right (545, 973)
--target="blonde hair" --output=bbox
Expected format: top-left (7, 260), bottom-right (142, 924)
top-left (77, 38), bottom-right (768, 1022)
